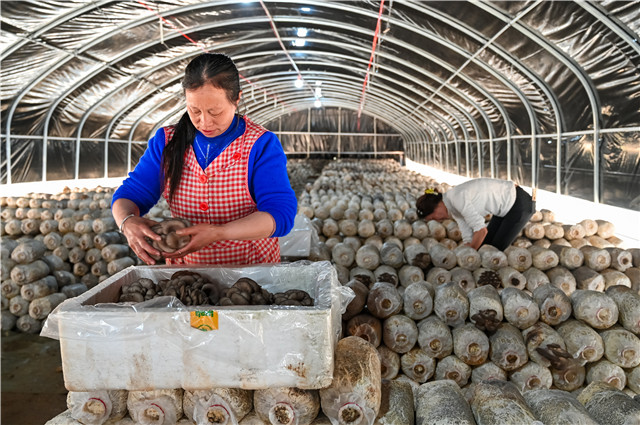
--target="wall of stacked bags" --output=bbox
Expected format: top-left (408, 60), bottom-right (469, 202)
top-left (2, 158), bottom-right (639, 424)
top-left (0, 188), bottom-right (171, 333)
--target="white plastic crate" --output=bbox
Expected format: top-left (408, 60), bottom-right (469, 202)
top-left (42, 261), bottom-right (346, 391)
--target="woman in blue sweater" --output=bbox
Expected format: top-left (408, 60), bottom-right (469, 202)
top-left (112, 53), bottom-right (296, 265)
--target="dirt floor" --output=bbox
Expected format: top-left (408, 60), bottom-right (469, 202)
top-left (2, 331), bottom-right (68, 425)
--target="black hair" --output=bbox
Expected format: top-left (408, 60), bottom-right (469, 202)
top-left (163, 53), bottom-right (241, 200)
top-left (416, 191), bottom-right (443, 218)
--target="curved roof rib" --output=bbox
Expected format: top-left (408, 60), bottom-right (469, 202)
top-left (1, 0), bottom-right (637, 206)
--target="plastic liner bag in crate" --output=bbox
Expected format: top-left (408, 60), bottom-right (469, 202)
top-left (279, 214), bottom-right (317, 258)
top-left (41, 261), bottom-right (354, 391)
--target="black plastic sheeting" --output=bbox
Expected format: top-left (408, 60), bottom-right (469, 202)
top-left (267, 108), bottom-right (403, 155)
top-left (1, 1), bottom-right (639, 209)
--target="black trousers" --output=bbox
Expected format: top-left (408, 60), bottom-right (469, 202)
top-left (482, 186), bottom-right (536, 250)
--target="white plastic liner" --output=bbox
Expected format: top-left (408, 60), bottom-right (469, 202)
top-left (279, 214), bottom-right (318, 258)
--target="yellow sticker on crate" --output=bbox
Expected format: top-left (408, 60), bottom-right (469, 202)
top-left (190, 311), bottom-right (218, 331)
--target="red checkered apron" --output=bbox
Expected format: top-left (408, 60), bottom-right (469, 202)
top-left (162, 117), bottom-right (280, 265)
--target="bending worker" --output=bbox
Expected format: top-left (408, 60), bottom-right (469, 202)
top-left (112, 53), bottom-right (296, 265)
top-left (416, 178), bottom-right (536, 250)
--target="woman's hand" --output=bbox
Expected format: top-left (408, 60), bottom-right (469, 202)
top-left (121, 216), bottom-right (162, 265)
top-left (162, 212), bottom-right (275, 259)
top-left (163, 223), bottom-right (221, 259)
top-left (466, 227), bottom-right (488, 250)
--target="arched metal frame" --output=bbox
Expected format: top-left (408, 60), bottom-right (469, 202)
top-left (145, 58), bottom-right (485, 146)
top-left (6, 3), bottom-right (509, 160)
top-left (473, 1), bottom-right (602, 200)
top-left (132, 37), bottom-right (512, 175)
top-left (2, 0), bottom-right (638, 207)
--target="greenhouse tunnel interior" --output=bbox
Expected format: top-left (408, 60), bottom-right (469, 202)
top-left (1, 1), bottom-right (639, 238)
top-left (3, 2), bottom-right (640, 425)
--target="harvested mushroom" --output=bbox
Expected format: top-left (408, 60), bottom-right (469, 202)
top-left (273, 289), bottom-right (314, 306)
top-left (146, 218), bottom-right (192, 259)
top-left (118, 271), bottom-right (223, 306)
top-left (219, 277), bottom-right (273, 306)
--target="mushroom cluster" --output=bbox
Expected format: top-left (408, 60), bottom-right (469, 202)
top-left (120, 277), bottom-right (156, 303)
top-left (218, 277), bottom-right (274, 306)
top-left (218, 277), bottom-right (314, 306)
top-left (536, 343), bottom-right (579, 372)
top-left (118, 272), bottom-right (314, 307)
top-left (471, 309), bottom-right (502, 332)
top-left (146, 218), bottom-right (192, 260)
top-left (119, 271), bottom-right (220, 305)
top-left (273, 289), bottom-right (314, 306)
top-left (476, 269), bottom-right (501, 288)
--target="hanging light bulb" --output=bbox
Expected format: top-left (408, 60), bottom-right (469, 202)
top-left (314, 99), bottom-right (322, 108)
top-left (294, 76), bottom-right (304, 88)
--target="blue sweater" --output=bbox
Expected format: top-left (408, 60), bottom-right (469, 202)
top-left (112, 116), bottom-right (297, 237)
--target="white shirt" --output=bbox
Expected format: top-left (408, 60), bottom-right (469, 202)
top-left (442, 178), bottom-right (517, 243)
